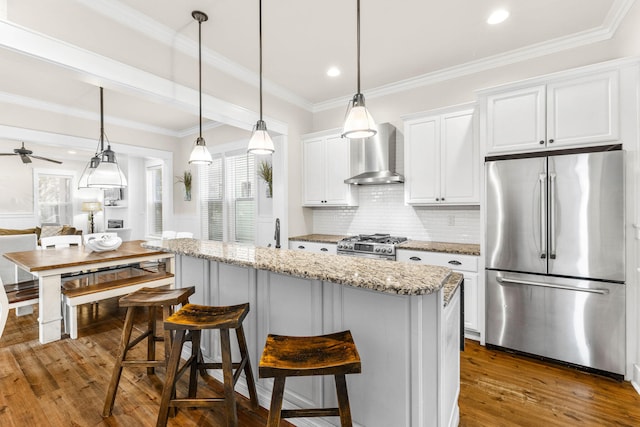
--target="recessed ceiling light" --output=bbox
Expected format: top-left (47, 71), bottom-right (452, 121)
top-left (327, 67), bottom-right (341, 77)
top-left (487, 9), bottom-right (509, 25)
top-left (68, 150), bottom-right (77, 155)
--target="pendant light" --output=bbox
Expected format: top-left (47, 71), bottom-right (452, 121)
top-left (189, 11), bottom-right (213, 165)
top-left (247, 0), bottom-right (275, 154)
top-left (78, 87), bottom-right (128, 189)
top-left (341, 0), bottom-right (377, 139)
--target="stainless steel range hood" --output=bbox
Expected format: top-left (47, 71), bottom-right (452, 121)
top-left (344, 123), bottom-right (404, 185)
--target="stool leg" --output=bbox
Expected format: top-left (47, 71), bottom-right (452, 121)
top-left (156, 329), bottom-right (186, 427)
top-left (267, 377), bottom-right (286, 427)
top-left (188, 331), bottom-right (201, 398)
top-left (162, 305), bottom-right (173, 363)
top-left (102, 306), bottom-right (137, 417)
top-left (220, 328), bottom-right (238, 427)
top-left (235, 325), bottom-right (258, 409)
top-left (335, 374), bottom-right (353, 427)
top-left (147, 306), bottom-right (156, 375)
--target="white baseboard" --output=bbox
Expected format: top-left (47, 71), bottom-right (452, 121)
top-left (632, 364), bottom-right (640, 396)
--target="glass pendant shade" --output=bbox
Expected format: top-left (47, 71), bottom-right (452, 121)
top-left (78, 155), bottom-right (100, 189)
top-left (247, 120), bottom-right (274, 155)
top-left (342, 93), bottom-right (377, 139)
top-left (86, 147), bottom-right (127, 188)
top-left (189, 136), bottom-right (213, 164)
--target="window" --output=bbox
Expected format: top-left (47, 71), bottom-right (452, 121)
top-left (200, 150), bottom-right (255, 243)
top-left (146, 165), bottom-right (163, 236)
top-left (37, 172), bottom-right (73, 225)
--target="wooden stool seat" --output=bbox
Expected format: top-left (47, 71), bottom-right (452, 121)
top-left (102, 285), bottom-right (194, 417)
top-left (156, 303), bottom-right (258, 427)
top-left (259, 330), bottom-right (361, 427)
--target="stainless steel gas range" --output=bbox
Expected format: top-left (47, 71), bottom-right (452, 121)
top-left (337, 234), bottom-right (408, 260)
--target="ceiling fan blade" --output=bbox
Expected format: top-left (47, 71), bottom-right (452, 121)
top-left (0, 153), bottom-right (19, 156)
top-left (29, 155), bottom-right (62, 165)
top-left (19, 154), bottom-right (32, 164)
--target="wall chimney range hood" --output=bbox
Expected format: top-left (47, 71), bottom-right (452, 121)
top-left (344, 122), bottom-right (404, 185)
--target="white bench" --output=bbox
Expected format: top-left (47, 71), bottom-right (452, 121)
top-left (62, 269), bottom-right (174, 339)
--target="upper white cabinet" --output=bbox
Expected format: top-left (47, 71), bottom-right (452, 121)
top-left (484, 70), bottom-right (619, 154)
top-left (403, 104), bottom-right (479, 205)
top-left (302, 129), bottom-right (357, 207)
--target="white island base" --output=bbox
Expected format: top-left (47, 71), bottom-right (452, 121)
top-left (175, 254), bottom-right (461, 427)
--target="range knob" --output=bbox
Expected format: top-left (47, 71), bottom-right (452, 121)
top-left (386, 248), bottom-right (393, 253)
top-left (375, 247), bottom-right (381, 252)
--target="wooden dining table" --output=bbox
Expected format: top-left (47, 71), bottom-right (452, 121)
top-left (3, 240), bottom-right (174, 344)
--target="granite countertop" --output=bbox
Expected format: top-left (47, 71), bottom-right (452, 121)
top-left (288, 234), bottom-right (348, 244)
top-left (142, 239), bottom-right (462, 300)
top-left (397, 240), bottom-right (481, 256)
top-left (288, 234), bottom-right (480, 256)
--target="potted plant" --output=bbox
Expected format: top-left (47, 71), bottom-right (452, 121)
top-left (257, 160), bottom-right (273, 198)
top-left (176, 170), bottom-right (192, 201)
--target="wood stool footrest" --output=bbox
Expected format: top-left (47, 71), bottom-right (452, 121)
top-left (281, 408), bottom-right (341, 418)
top-left (169, 398), bottom-right (226, 408)
top-left (121, 360), bottom-right (165, 369)
top-left (125, 330), bottom-right (154, 350)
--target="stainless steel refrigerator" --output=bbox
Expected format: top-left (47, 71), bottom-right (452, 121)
top-left (485, 146), bottom-right (625, 377)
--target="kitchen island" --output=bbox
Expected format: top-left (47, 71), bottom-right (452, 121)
top-left (143, 239), bottom-right (462, 427)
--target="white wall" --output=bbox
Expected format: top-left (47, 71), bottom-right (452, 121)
top-left (312, 184), bottom-right (480, 243)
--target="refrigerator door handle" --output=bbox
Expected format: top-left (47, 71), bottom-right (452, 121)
top-left (496, 276), bottom-right (609, 295)
top-left (539, 173), bottom-right (547, 259)
top-left (549, 173), bottom-right (556, 259)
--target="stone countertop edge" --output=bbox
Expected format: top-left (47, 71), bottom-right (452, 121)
top-left (288, 234), bottom-right (480, 256)
top-left (442, 272), bottom-right (463, 306)
top-left (142, 239), bottom-right (456, 299)
top-left (397, 240), bottom-right (481, 256)
top-left (288, 234), bottom-right (349, 244)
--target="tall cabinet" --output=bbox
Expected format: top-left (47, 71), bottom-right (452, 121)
top-left (403, 103), bottom-right (479, 205)
top-left (301, 128), bottom-right (358, 207)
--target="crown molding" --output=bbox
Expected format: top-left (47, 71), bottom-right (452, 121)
top-left (76, 0), bottom-right (314, 112)
top-left (313, 0), bottom-right (636, 112)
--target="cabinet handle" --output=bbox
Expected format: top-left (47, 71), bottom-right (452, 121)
top-left (298, 245), bottom-right (305, 249)
top-left (448, 260), bottom-right (462, 266)
top-left (435, 198), bottom-right (440, 201)
top-left (441, 197), bottom-right (445, 201)
top-left (549, 139), bottom-right (554, 144)
top-left (539, 140), bottom-right (545, 145)
top-left (320, 247), bottom-right (328, 252)
top-left (409, 256), bottom-right (422, 261)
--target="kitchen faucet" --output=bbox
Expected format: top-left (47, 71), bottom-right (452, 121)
top-left (274, 218), bottom-right (281, 249)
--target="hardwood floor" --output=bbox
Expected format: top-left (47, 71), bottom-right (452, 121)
top-left (1, 302), bottom-right (640, 426)
top-left (460, 340), bottom-right (640, 426)
top-left (0, 299), bottom-right (290, 427)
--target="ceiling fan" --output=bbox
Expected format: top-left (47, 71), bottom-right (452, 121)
top-left (0, 142), bottom-right (62, 164)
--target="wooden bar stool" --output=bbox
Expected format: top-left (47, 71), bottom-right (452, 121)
top-left (156, 303), bottom-right (259, 427)
top-left (102, 285), bottom-right (195, 417)
top-left (259, 330), bottom-right (362, 427)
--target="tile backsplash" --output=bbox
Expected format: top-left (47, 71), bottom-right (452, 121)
top-left (312, 184), bottom-right (480, 243)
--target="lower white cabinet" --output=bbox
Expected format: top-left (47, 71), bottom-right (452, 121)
top-left (288, 240), bottom-right (337, 255)
top-left (397, 249), bottom-right (481, 340)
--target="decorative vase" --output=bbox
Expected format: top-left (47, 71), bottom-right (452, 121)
top-left (266, 185), bottom-right (272, 198)
top-left (184, 188), bottom-right (192, 201)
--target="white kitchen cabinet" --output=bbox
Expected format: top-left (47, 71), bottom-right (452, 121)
top-left (403, 104), bottom-right (479, 205)
top-left (484, 70), bottom-right (619, 154)
top-left (397, 249), bottom-right (481, 340)
top-left (302, 129), bottom-right (357, 207)
top-left (288, 240), bottom-right (337, 255)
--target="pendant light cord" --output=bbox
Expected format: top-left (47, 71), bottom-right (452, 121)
top-left (99, 87), bottom-right (105, 152)
top-left (259, 0), bottom-right (264, 121)
top-left (356, 0), bottom-right (361, 95)
top-left (198, 18), bottom-right (203, 138)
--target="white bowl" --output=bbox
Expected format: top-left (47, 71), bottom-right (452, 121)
top-left (85, 235), bottom-right (122, 252)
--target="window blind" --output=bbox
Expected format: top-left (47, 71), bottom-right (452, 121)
top-left (200, 151), bottom-right (255, 243)
top-left (38, 174), bottom-right (73, 225)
